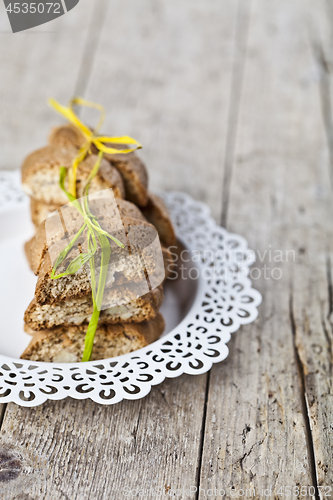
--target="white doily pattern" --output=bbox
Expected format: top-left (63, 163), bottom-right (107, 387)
top-left (0, 172), bottom-right (262, 406)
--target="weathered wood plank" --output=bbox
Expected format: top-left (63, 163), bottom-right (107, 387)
top-left (0, 0), bottom-right (95, 171)
top-left (0, 0), bottom-right (239, 497)
top-left (0, 375), bottom-right (207, 498)
top-left (0, 404), bottom-right (5, 427)
top-left (81, 0), bottom-right (237, 221)
top-left (291, 0), bottom-right (333, 490)
top-left (199, 0), bottom-right (329, 497)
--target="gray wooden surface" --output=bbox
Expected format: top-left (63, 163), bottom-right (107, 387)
top-left (0, 0), bottom-right (333, 498)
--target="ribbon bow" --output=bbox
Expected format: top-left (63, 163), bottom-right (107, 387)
top-left (48, 97), bottom-right (142, 197)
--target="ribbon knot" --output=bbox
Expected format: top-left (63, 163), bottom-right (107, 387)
top-left (48, 96), bottom-right (142, 197)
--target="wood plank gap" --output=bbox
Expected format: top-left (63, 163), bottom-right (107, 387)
top-left (220, 0), bottom-right (253, 228)
top-left (289, 292), bottom-right (320, 500)
top-left (326, 253), bottom-right (333, 317)
top-left (0, 404), bottom-right (7, 430)
top-left (195, 371), bottom-right (210, 500)
top-left (74, 1), bottom-right (111, 99)
top-left (309, 36), bottom-right (333, 193)
top-left (323, 253), bottom-right (333, 380)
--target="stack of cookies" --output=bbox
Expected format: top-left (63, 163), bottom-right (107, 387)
top-left (20, 124), bottom-right (176, 362)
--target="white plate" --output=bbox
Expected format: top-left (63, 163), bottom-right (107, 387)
top-left (0, 172), bottom-right (262, 406)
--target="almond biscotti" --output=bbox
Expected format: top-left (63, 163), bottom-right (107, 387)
top-left (30, 197), bottom-right (147, 228)
top-left (26, 197), bottom-right (148, 275)
top-left (21, 313), bottom-right (165, 362)
top-left (29, 193), bottom-right (176, 258)
top-left (49, 124), bottom-right (149, 206)
top-left (32, 223), bottom-right (164, 305)
top-left (22, 144), bottom-right (125, 205)
top-left (24, 284), bottom-right (164, 330)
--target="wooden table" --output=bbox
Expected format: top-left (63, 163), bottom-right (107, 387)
top-left (0, 0), bottom-right (332, 498)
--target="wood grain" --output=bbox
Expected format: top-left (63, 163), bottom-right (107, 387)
top-left (291, 0), bottom-right (333, 490)
top-left (199, 0), bottom-right (332, 497)
top-left (0, 375), bottom-right (207, 498)
top-left (81, 0), bottom-right (238, 221)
